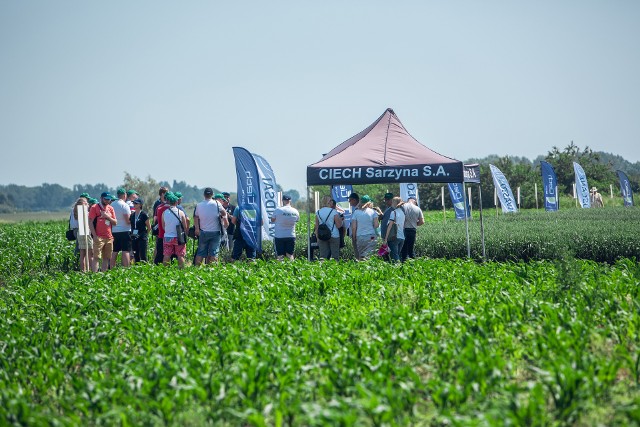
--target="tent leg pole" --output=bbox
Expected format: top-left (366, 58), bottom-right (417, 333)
top-left (463, 182), bottom-right (471, 258)
top-left (307, 186), bottom-right (311, 261)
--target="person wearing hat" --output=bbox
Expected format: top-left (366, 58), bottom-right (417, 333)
top-left (193, 189), bottom-right (228, 265)
top-left (271, 195), bottom-right (300, 261)
top-left (315, 195), bottom-right (343, 261)
top-left (162, 192), bottom-right (189, 268)
top-left (153, 191), bottom-right (171, 264)
top-left (350, 194), bottom-right (379, 260)
top-left (72, 196), bottom-right (93, 272)
top-left (380, 192), bottom-right (395, 244)
top-left (590, 186), bottom-right (604, 208)
top-left (221, 192), bottom-right (236, 252)
top-left (130, 198), bottom-right (151, 263)
top-left (88, 192), bottom-right (117, 272)
top-left (126, 190), bottom-right (138, 212)
top-left (110, 188), bottom-right (133, 268)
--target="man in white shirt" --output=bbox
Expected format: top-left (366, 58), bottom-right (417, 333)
top-left (271, 195), bottom-right (299, 261)
top-left (194, 188), bottom-right (228, 265)
top-left (110, 188), bottom-right (132, 268)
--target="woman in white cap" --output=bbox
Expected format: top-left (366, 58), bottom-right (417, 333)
top-left (590, 187), bottom-right (604, 208)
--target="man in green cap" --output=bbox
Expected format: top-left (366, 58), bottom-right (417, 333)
top-left (162, 192), bottom-right (188, 268)
top-left (126, 190), bottom-right (138, 212)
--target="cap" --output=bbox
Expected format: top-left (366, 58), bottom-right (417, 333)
top-left (282, 195), bottom-right (291, 201)
top-left (348, 192), bottom-right (359, 200)
top-left (100, 192), bottom-right (115, 200)
top-left (361, 195), bottom-right (371, 203)
top-left (117, 188), bottom-right (126, 195)
top-left (174, 192), bottom-right (182, 199)
top-left (79, 192), bottom-right (90, 199)
top-left (384, 192), bottom-right (394, 199)
top-left (591, 187), bottom-right (598, 192)
top-left (204, 187), bottom-right (214, 195)
top-left (126, 189), bottom-right (137, 196)
top-left (214, 193), bottom-right (225, 200)
top-left (88, 197), bottom-right (98, 204)
top-left (222, 192), bottom-right (230, 198)
top-left (132, 198), bottom-right (144, 205)
top-left (166, 193), bottom-right (179, 203)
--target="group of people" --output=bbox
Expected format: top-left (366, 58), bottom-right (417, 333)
top-left (70, 186), bottom-right (425, 270)
top-left (69, 186), bottom-right (302, 271)
top-left (314, 192), bottom-right (424, 262)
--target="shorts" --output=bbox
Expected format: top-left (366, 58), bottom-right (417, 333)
top-left (112, 231), bottom-right (132, 252)
top-left (274, 237), bottom-right (296, 256)
top-left (93, 237), bottom-right (113, 260)
top-left (163, 237), bottom-right (186, 258)
top-left (196, 230), bottom-right (221, 258)
top-left (76, 233), bottom-right (93, 250)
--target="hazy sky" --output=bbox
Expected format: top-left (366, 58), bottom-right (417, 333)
top-left (1, 1), bottom-right (638, 194)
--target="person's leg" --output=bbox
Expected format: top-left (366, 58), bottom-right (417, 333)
top-left (103, 239), bottom-right (114, 271)
top-left (388, 239), bottom-right (400, 262)
top-left (274, 238), bottom-right (284, 261)
top-left (396, 239), bottom-right (405, 262)
top-left (285, 238), bottom-right (295, 260)
top-left (318, 240), bottom-right (330, 259)
top-left (154, 238), bottom-right (164, 265)
top-left (231, 238), bottom-right (244, 261)
top-left (195, 231), bottom-right (211, 266)
top-left (329, 237), bottom-right (340, 260)
top-left (139, 238), bottom-right (148, 262)
top-left (404, 228), bottom-right (416, 260)
top-left (207, 231), bottom-right (222, 263)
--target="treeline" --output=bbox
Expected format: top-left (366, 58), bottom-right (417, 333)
top-left (315, 143), bottom-right (640, 211)
top-left (0, 172), bottom-right (301, 213)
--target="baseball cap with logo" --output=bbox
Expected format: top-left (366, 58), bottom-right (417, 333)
top-left (204, 187), bottom-right (214, 196)
top-left (101, 192), bottom-right (115, 200)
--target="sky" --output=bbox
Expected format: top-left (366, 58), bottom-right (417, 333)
top-left (1, 1), bottom-right (639, 195)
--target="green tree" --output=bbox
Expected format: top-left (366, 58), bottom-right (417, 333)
top-left (545, 142), bottom-right (616, 195)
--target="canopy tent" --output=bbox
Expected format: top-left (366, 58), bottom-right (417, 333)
top-left (307, 108), bottom-right (464, 186)
top-left (306, 108), bottom-right (471, 258)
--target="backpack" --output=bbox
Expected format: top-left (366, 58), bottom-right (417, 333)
top-left (317, 209), bottom-right (334, 241)
top-left (386, 209), bottom-right (397, 242)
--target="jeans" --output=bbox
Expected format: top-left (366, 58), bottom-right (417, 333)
top-left (401, 228), bottom-right (417, 261)
top-left (232, 237), bottom-right (256, 260)
top-left (388, 238), bottom-right (405, 262)
top-left (196, 231), bottom-right (222, 258)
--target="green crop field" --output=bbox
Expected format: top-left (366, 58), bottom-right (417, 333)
top-left (1, 213), bottom-right (639, 425)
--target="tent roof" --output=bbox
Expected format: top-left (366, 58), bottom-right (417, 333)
top-left (307, 108), bottom-right (463, 185)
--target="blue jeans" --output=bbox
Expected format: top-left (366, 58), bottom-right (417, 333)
top-left (196, 231), bottom-right (222, 258)
top-left (388, 238), bottom-right (405, 262)
top-left (232, 237), bottom-right (256, 260)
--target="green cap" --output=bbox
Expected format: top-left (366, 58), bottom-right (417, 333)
top-left (126, 189), bottom-right (137, 196)
top-left (79, 192), bottom-right (90, 199)
top-left (117, 188), bottom-right (126, 195)
top-left (384, 192), bottom-right (394, 199)
top-left (88, 197), bottom-right (98, 204)
top-left (166, 192), bottom-right (178, 203)
top-left (214, 193), bottom-right (225, 200)
top-left (174, 192), bottom-right (182, 199)
top-left (361, 195), bottom-right (371, 203)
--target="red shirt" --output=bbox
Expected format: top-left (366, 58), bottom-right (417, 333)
top-left (156, 203), bottom-right (169, 238)
top-left (89, 203), bottom-right (116, 239)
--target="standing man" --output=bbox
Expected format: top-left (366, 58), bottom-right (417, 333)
top-left (401, 197), bottom-right (424, 261)
top-left (110, 188), bottom-right (132, 268)
top-left (126, 189), bottom-right (138, 212)
top-left (271, 195), bottom-right (300, 261)
top-left (162, 193), bottom-right (188, 268)
top-left (222, 192), bottom-right (236, 252)
top-left (380, 192), bottom-right (395, 242)
top-left (194, 188), bottom-right (228, 265)
top-left (88, 192), bottom-right (117, 272)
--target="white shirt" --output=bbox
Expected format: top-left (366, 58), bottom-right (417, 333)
top-left (389, 208), bottom-right (406, 240)
top-left (272, 205), bottom-right (299, 238)
top-left (111, 199), bottom-right (131, 233)
top-left (163, 207), bottom-right (183, 238)
top-left (317, 207), bottom-right (340, 239)
top-left (195, 199), bottom-right (223, 232)
top-left (352, 207), bottom-right (377, 237)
